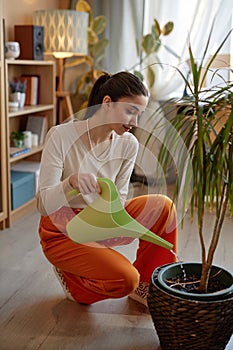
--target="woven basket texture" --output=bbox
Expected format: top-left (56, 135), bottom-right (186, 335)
top-left (148, 277), bottom-right (233, 350)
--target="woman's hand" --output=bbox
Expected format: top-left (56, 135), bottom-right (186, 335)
top-left (69, 173), bottom-right (101, 195)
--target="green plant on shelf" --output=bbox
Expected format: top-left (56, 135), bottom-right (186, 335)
top-left (9, 78), bottom-right (27, 93)
top-left (11, 131), bottom-right (25, 148)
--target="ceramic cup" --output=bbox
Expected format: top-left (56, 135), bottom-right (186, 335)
top-left (5, 42), bottom-right (20, 59)
top-left (31, 133), bottom-right (39, 147)
top-left (23, 131), bottom-right (32, 148)
top-left (10, 92), bottom-right (26, 108)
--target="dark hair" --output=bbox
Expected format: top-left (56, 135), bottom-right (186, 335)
top-left (85, 71), bottom-right (148, 118)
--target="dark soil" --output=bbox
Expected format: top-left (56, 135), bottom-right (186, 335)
top-left (165, 270), bottom-right (228, 294)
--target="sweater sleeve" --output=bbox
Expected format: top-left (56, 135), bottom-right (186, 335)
top-left (36, 126), bottom-right (81, 216)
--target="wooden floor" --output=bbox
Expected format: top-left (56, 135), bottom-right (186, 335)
top-left (0, 183), bottom-right (233, 350)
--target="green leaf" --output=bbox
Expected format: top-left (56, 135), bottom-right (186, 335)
top-left (88, 28), bottom-right (98, 45)
top-left (79, 100), bottom-right (88, 111)
top-left (200, 28), bottom-right (232, 89)
top-left (135, 38), bottom-right (140, 57)
top-left (76, 0), bottom-right (93, 23)
top-left (92, 15), bottom-right (107, 35)
top-left (76, 0), bottom-right (92, 13)
top-left (153, 19), bottom-right (161, 38)
top-left (188, 44), bottom-right (199, 94)
top-left (76, 73), bottom-right (89, 94)
top-left (84, 55), bottom-right (94, 67)
top-left (147, 65), bottom-right (155, 88)
top-left (93, 69), bottom-right (106, 80)
top-left (64, 57), bottom-right (86, 68)
top-left (162, 21), bottom-right (174, 35)
top-left (142, 34), bottom-right (154, 54)
top-left (89, 38), bottom-right (109, 58)
top-left (133, 70), bottom-right (144, 81)
top-left (154, 40), bottom-right (162, 53)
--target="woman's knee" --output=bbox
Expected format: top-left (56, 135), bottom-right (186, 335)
top-left (160, 195), bottom-right (177, 233)
top-left (113, 267), bottom-right (140, 297)
top-left (127, 193), bottom-right (175, 213)
top-left (150, 194), bottom-right (174, 210)
top-left (149, 194), bottom-right (176, 221)
top-left (126, 194), bottom-right (177, 238)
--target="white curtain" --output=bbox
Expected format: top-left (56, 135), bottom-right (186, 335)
top-left (94, 0), bottom-right (232, 99)
top-left (93, 0), bottom-right (144, 73)
top-left (142, 0), bottom-right (233, 99)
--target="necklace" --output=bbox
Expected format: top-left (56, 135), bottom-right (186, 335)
top-left (86, 119), bottom-right (112, 161)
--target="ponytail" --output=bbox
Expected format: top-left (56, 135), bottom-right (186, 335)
top-left (85, 72), bottom-right (111, 119)
top-left (87, 72), bottom-right (112, 106)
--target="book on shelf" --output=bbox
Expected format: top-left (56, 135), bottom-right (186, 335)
top-left (10, 147), bottom-right (31, 158)
top-left (26, 115), bottom-right (48, 145)
top-left (20, 75), bottom-right (40, 105)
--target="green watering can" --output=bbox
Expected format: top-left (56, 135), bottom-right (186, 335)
top-left (67, 178), bottom-right (173, 250)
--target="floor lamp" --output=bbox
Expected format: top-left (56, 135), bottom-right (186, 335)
top-left (33, 10), bottom-right (88, 124)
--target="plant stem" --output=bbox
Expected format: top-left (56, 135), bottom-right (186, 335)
top-left (198, 183), bottom-right (228, 292)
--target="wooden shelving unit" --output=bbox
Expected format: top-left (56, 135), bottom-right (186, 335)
top-left (0, 9), bottom-right (8, 229)
top-left (4, 59), bottom-right (56, 227)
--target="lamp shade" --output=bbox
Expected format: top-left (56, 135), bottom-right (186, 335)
top-left (33, 10), bottom-right (88, 58)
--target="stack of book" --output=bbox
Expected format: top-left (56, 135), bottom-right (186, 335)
top-left (20, 75), bottom-right (40, 105)
top-left (10, 147), bottom-right (31, 158)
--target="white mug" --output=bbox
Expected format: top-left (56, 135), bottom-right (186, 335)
top-left (31, 133), bottom-right (39, 147)
top-left (23, 131), bottom-right (32, 148)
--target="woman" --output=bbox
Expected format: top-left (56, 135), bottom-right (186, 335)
top-left (37, 71), bottom-right (177, 307)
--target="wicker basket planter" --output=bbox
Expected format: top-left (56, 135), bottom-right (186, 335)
top-left (147, 263), bottom-right (233, 350)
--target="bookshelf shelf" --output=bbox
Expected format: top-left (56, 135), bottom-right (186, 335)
top-left (4, 59), bottom-right (56, 227)
top-left (5, 59), bottom-right (54, 66)
top-left (9, 145), bottom-right (44, 163)
top-left (11, 197), bottom-right (37, 224)
top-left (0, 9), bottom-right (7, 229)
top-left (8, 104), bottom-right (55, 118)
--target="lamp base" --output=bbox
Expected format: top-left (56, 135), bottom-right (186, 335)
top-left (56, 91), bottom-right (74, 124)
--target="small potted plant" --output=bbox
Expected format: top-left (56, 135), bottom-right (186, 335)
top-left (9, 78), bottom-right (27, 108)
top-left (11, 131), bottom-right (25, 148)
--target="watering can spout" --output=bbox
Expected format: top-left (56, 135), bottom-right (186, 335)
top-left (67, 178), bottom-right (173, 250)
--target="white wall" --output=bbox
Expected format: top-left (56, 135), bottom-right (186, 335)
top-left (2, 0), bottom-right (59, 41)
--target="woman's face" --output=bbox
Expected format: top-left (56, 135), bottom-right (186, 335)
top-left (104, 95), bottom-right (149, 135)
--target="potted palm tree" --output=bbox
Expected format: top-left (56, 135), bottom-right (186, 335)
top-left (145, 26), bottom-right (233, 350)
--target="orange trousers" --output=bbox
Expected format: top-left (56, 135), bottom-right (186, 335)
top-left (39, 194), bottom-right (177, 304)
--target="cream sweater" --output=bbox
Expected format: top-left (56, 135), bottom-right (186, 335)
top-left (37, 120), bottom-right (139, 216)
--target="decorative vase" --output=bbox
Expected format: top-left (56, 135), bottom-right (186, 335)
top-left (22, 131), bottom-right (32, 148)
top-left (5, 41), bottom-right (20, 60)
top-left (10, 92), bottom-right (26, 108)
top-left (147, 262), bottom-right (233, 350)
top-left (13, 139), bottom-right (24, 148)
top-left (19, 92), bottom-right (26, 108)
